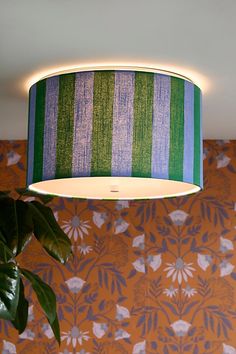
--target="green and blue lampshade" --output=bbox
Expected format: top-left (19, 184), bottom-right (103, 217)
top-left (27, 68), bottom-right (203, 200)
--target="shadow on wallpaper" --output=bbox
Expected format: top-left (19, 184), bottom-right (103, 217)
top-left (0, 140), bottom-right (236, 354)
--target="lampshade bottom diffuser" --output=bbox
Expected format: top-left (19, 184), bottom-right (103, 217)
top-left (29, 177), bottom-right (200, 200)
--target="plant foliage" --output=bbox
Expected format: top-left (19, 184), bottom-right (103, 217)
top-left (0, 192), bottom-right (72, 344)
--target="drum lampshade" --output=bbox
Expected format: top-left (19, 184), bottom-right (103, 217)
top-left (27, 68), bottom-right (202, 199)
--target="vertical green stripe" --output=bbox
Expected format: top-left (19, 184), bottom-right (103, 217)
top-left (169, 77), bottom-right (185, 180)
top-left (33, 80), bottom-right (46, 182)
top-left (194, 86), bottom-right (201, 185)
top-left (55, 74), bottom-right (75, 178)
top-left (132, 72), bottom-right (154, 177)
top-left (91, 71), bottom-right (115, 176)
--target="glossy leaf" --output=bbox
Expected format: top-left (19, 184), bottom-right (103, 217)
top-left (0, 263), bottom-right (20, 320)
top-left (0, 241), bottom-right (14, 262)
top-left (28, 201), bottom-right (72, 264)
top-left (11, 278), bottom-right (28, 334)
top-left (0, 229), bottom-right (6, 243)
top-left (0, 191), bottom-right (10, 199)
top-left (21, 269), bottom-right (56, 324)
top-left (15, 188), bottom-right (53, 204)
top-left (21, 268), bottom-right (61, 344)
top-left (50, 313), bottom-right (61, 345)
top-left (0, 197), bottom-right (33, 255)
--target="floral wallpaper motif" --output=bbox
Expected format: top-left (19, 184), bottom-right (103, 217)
top-left (0, 140), bottom-right (236, 354)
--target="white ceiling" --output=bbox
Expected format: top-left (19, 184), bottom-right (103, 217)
top-left (1, 0), bottom-right (236, 139)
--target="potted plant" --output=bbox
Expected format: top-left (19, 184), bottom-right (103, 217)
top-left (0, 190), bottom-right (72, 345)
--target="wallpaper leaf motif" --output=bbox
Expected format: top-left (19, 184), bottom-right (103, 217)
top-left (0, 140), bottom-right (236, 353)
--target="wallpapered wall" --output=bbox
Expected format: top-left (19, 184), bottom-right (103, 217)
top-left (0, 140), bottom-right (236, 354)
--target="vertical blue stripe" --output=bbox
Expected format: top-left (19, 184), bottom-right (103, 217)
top-left (151, 74), bottom-right (170, 179)
top-left (200, 93), bottom-right (203, 187)
top-left (183, 81), bottom-right (194, 183)
top-left (27, 85), bottom-right (36, 185)
top-left (111, 71), bottom-right (135, 176)
top-left (72, 72), bottom-right (94, 176)
top-left (43, 76), bottom-right (59, 180)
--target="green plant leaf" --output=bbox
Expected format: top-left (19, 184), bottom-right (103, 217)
top-left (0, 241), bottom-right (14, 262)
top-left (21, 269), bottom-right (56, 324)
top-left (21, 268), bottom-right (61, 344)
top-left (0, 191), bottom-right (10, 199)
top-left (0, 229), bottom-right (7, 243)
top-left (0, 262), bottom-right (20, 320)
top-left (50, 313), bottom-right (61, 345)
top-left (11, 278), bottom-right (28, 334)
top-left (28, 201), bottom-right (72, 264)
top-left (16, 188), bottom-right (54, 204)
top-left (0, 197), bottom-right (33, 255)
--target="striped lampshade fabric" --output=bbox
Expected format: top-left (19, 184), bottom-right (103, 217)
top-left (27, 69), bottom-right (203, 200)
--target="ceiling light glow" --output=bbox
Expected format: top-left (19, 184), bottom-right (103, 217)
top-left (24, 62), bottom-right (210, 93)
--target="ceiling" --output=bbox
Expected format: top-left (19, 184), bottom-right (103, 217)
top-left (1, 0), bottom-right (236, 139)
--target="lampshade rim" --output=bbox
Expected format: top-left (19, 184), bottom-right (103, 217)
top-left (29, 66), bottom-right (200, 91)
top-left (28, 176), bottom-right (202, 201)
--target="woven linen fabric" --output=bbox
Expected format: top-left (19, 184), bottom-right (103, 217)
top-left (27, 70), bottom-right (202, 189)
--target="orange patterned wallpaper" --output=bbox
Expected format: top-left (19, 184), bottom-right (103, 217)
top-left (0, 140), bottom-right (236, 354)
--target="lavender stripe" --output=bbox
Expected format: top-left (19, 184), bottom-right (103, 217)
top-left (183, 81), bottom-right (194, 183)
top-left (42, 76), bottom-right (59, 180)
top-left (27, 85), bottom-right (36, 185)
top-left (111, 71), bottom-right (135, 176)
top-left (72, 72), bottom-right (94, 176)
top-left (152, 74), bottom-right (170, 179)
